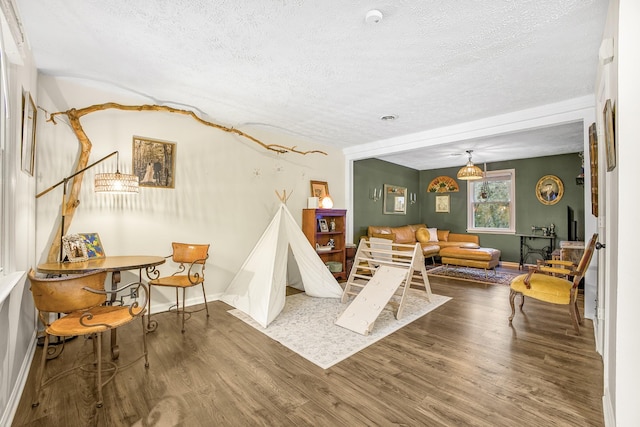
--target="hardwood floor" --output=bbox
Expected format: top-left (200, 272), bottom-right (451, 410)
top-left (12, 273), bottom-right (604, 426)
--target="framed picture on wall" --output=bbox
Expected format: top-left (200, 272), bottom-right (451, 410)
top-left (535, 175), bottom-right (564, 205)
top-left (21, 91), bottom-right (37, 176)
top-left (603, 99), bottom-right (616, 172)
top-left (435, 194), bottom-right (450, 213)
top-left (383, 184), bottom-right (407, 215)
top-left (133, 136), bottom-right (176, 188)
top-left (588, 122), bottom-right (598, 217)
top-left (310, 180), bottom-right (329, 199)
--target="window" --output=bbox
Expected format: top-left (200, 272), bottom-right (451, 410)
top-left (466, 169), bottom-right (515, 234)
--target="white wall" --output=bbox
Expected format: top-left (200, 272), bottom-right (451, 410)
top-left (613, 1), bottom-right (639, 425)
top-left (597, 1), bottom-right (640, 426)
top-left (34, 76), bottom-right (346, 310)
top-left (0, 12), bottom-right (39, 425)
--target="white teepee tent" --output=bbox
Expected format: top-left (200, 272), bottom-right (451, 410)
top-left (221, 203), bottom-right (343, 328)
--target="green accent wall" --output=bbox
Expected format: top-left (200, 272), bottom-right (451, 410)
top-left (353, 158), bottom-right (421, 240)
top-left (354, 153), bottom-right (584, 263)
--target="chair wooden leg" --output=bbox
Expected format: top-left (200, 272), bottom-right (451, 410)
top-left (575, 299), bottom-right (583, 325)
top-left (96, 332), bottom-right (103, 408)
top-left (201, 283), bottom-right (209, 317)
top-left (32, 333), bottom-right (50, 407)
top-left (569, 305), bottom-right (581, 335)
top-left (508, 289), bottom-right (517, 323)
top-left (519, 294), bottom-right (525, 310)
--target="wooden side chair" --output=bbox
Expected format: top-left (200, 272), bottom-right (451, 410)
top-left (508, 233), bottom-right (598, 334)
top-left (28, 269), bottom-right (149, 408)
top-left (148, 242), bottom-right (210, 333)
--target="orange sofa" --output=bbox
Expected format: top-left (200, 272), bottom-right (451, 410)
top-left (366, 224), bottom-right (480, 260)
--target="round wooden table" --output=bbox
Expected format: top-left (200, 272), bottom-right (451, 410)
top-left (37, 255), bottom-right (166, 275)
top-left (37, 255), bottom-right (166, 359)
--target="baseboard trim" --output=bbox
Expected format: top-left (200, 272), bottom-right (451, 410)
top-left (500, 261), bottom-right (521, 269)
top-left (2, 328), bottom-right (38, 427)
top-left (602, 386), bottom-right (615, 426)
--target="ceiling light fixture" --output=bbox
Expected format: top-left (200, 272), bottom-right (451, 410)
top-left (365, 9), bottom-right (383, 24)
top-left (456, 150), bottom-right (483, 180)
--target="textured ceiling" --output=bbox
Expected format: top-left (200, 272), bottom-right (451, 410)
top-left (14, 0), bottom-right (608, 170)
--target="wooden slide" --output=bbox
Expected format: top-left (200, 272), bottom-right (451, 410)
top-left (335, 238), bottom-right (432, 335)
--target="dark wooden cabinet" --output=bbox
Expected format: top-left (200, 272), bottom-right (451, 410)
top-left (302, 208), bottom-right (347, 280)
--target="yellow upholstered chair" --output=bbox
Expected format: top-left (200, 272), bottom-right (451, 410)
top-left (28, 269), bottom-right (149, 408)
top-left (148, 242), bottom-right (210, 333)
top-left (508, 233), bottom-right (598, 335)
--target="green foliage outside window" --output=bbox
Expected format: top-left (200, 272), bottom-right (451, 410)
top-left (472, 178), bottom-right (512, 230)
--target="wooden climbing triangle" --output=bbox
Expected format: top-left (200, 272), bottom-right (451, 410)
top-left (335, 238), bottom-right (432, 335)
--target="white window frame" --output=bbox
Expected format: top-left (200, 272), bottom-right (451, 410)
top-left (0, 47), bottom-right (6, 274)
top-left (466, 168), bottom-right (516, 234)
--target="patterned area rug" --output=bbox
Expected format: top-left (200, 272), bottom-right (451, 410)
top-left (228, 289), bottom-right (450, 369)
top-left (427, 265), bottom-right (521, 286)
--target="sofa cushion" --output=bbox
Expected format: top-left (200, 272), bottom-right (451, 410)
top-left (421, 244), bottom-right (441, 258)
top-left (440, 247), bottom-right (500, 261)
top-left (390, 226), bottom-right (417, 244)
top-left (371, 232), bottom-right (395, 241)
top-left (437, 229), bottom-right (450, 242)
top-left (438, 241), bottom-right (480, 249)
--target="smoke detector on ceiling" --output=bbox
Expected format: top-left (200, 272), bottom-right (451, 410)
top-left (365, 9), bottom-right (383, 24)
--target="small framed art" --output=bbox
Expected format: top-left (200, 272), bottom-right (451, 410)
top-left (62, 234), bottom-right (89, 263)
top-left (318, 219), bottom-right (329, 232)
top-left (435, 194), bottom-right (450, 213)
top-left (78, 232), bottom-right (106, 258)
top-left (310, 180), bottom-right (329, 199)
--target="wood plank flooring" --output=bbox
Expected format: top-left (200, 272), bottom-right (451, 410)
top-left (12, 272), bottom-right (604, 426)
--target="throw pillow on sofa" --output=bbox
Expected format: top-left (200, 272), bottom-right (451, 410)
top-left (416, 228), bottom-right (436, 243)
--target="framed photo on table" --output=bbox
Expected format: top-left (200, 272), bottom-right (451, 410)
top-left (78, 232), bottom-right (106, 258)
top-left (62, 234), bottom-right (89, 263)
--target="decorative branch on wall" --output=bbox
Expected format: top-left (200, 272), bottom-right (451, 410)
top-left (42, 102), bottom-right (328, 262)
